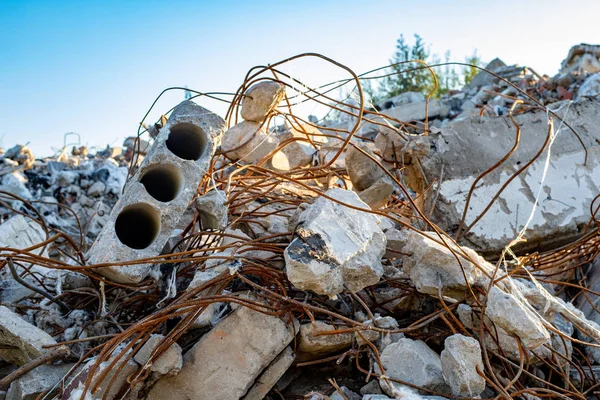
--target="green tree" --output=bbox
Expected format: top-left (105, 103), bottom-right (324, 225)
top-left (380, 34), bottom-right (434, 98)
top-left (463, 50), bottom-right (483, 85)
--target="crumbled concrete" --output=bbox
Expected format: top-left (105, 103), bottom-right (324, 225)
top-left (402, 230), bottom-right (493, 300)
top-left (195, 189), bottom-right (228, 229)
top-left (63, 351), bottom-right (139, 400)
top-left (147, 302), bottom-right (298, 400)
top-left (330, 386), bottom-right (361, 400)
top-left (345, 143), bottom-right (385, 191)
top-left (0, 306), bottom-right (57, 365)
top-left (6, 363), bottom-right (73, 400)
top-left (241, 81), bottom-right (286, 122)
top-left (440, 334), bottom-right (485, 397)
top-left (242, 346), bottom-right (295, 400)
top-left (485, 286), bottom-right (550, 350)
top-left (87, 100), bottom-right (226, 283)
top-left (578, 73), bottom-right (600, 98)
top-left (284, 188), bottom-right (386, 297)
top-left (375, 338), bottom-right (448, 395)
top-left (358, 176), bottom-right (394, 209)
top-left (221, 121), bottom-right (279, 164)
top-left (134, 334), bottom-right (183, 376)
top-left (423, 98), bottom-right (600, 256)
top-left (298, 321), bottom-right (354, 357)
top-left (383, 228), bottom-right (408, 260)
top-left (271, 124), bottom-right (324, 171)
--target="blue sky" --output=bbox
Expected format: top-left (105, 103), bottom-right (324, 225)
top-left (1, 0), bottom-right (599, 156)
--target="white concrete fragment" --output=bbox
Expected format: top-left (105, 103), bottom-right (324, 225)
top-left (0, 306), bottom-right (57, 365)
top-left (221, 121), bottom-right (279, 164)
top-left (195, 189), bottom-right (228, 229)
top-left (6, 363), bottom-right (73, 400)
top-left (241, 81), bottom-right (285, 122)
top-left (147, 302), bottom-right (298, 400)
top-left (134, 334), bottom-right (183, 376)
top-left (242, 346), bottom-right (295, 400)
top-left (376, 338), bottom-right (448, 395)
top-left (440, 334), bottom-right (485, 397)
top-left (485, 286), bottom-right (550, 350)
top-left (346, 143), bottom-right (384, 191)
top-left (579, 73), bottom-right (600, 98)
top-left (284, 188), bottom-right (386, 297)
top-left (402, 230), bottom-right (493, 300)
top-left (298, 321), bottom-right (353, 357)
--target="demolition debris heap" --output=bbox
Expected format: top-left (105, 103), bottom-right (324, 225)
top-left (1, 44), bottom-right (600, 400)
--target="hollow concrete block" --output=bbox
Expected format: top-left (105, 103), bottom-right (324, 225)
top-left (87, 101), bottom-right (226, 283)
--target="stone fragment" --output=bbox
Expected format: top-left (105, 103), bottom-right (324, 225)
top-left (345, 143), bottom-right (384, 191)
top-left (6, 363), bottom-right (73, 400)
top-left (330, 386), bottom-right (361, 400)
top-left (86, 181), bottom-right (106, 197)
top-left (578, 73), bottom-right (600, 98)
top-left (383, 228), bottom-right (408, 260)
top-left (375, 338), bottom-right (447, 395)
top-left (485, 286), bottom-right (550, 350)
top-left (440, 334), bottom-right (485, 397)
top-left (360, 380), bottom-right (384, 396)
top-left (358, 176), bottom-right (394, 209)
top-left (63, 351), bottom-right (139, 400)
top-left (241, 81), bottom-right (285, 122)
top-left (284, 188), bottom-right (386, 297)
top-left (242, 346), bottom-right (295, 400)
top-left (221, 121), bottom-right (279, 164)
top-left (147, 302), bottom-right (298, 400)
top-left (195, 189), bottom-right (228, 229)
top-left (298, 321), bottom-right (353, 357)
top-left (0, 306), bottom-right (57, 365)
top-left (402, 230), bottom-right (492, 300)
top-left (271, 124), bottom-right (324, 170)
top-left (133, 334), bottom-right (183, 376)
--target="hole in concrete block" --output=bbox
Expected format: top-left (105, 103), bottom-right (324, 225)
top-left (140, 164), bottom-right (183, 202)
top-left (166, 123), bottom-right (208, 161)
top-left (115, 204), bottom-right (160, 250)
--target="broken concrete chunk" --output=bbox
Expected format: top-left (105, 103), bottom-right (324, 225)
top-left (383, 228), bottom-right (408, 260)
top-left (221, 121), bottom-right (279, 163)
top-left (284, 188), bottom-right (386, 297)
top-left (6, 363), bottom-right (73, 400)
top-left (345, 143), bottom-right (385, 191)
top-left (485, 286), bottom-right (550, 350)
top-left (0, 214), bottom-right (47, 256)
top-left (376, 338), bottom-right (447, 396)
top-left (298, 321), bottom-right (353, 357)
top-left (242, 346), bottom-right (295, 400)
top-left (86, 181), bottom-right (106, 197)
top-left (0, 306), bottom-right (57, 365)
top-left (271, 124), bottom-right (324, 170)
top-left (578, 73), bottom-right (600, 98)
top-left (241, 81), bottom-right (286, 122)
top-left (134, 334), bottom-right (183, 376)
top-left (424, 98), bottom-right (600, 256)
top-left (402, 230), bottom-right (492, 300)
top-left (330, 386), bottom-right (361, 400)
top-left (358, 176), bottom-right (394, 209)
top-left (86, 100), bottom-right (226, 284)
top-left (147, 303), bottom-right (298, 400)
top-left (195, 189), bottom-right (228, 229)
top-left (440, 334), bottom-right (485, 397)
top-left (63, 351), bottom-right (139, 400)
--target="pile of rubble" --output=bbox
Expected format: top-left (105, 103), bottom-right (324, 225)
top-left (0, 44), bottom-right (599, 400)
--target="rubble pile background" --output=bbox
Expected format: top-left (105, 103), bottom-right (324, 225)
top-left (0, 45), bottom-right (599, 400)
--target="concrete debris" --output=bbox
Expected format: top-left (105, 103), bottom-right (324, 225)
top-left (6, 363), bottom-right (73, 400)
top-left (284, 188), bottom-right (386, 297)
top-left (221, 120), bottom-right (279, 163)
top-left (298, 321), bottom-right (354, 358)
top-left (147, 301), bottom-right (298, 400)
top-left (3, 44), bottom-right (600, 400)
top-left (241, 81), bottom-right (286, 122)
top-left (133, 334), bottom-right (183, 376)
top-left (195, 189), bottom-right (228, 229)
top-left (440, 334), bottom-right (485, 397)
top-left (0, 306), bottom-right (57, 365)
top-left (375, 338), bottom-right (448, 395)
